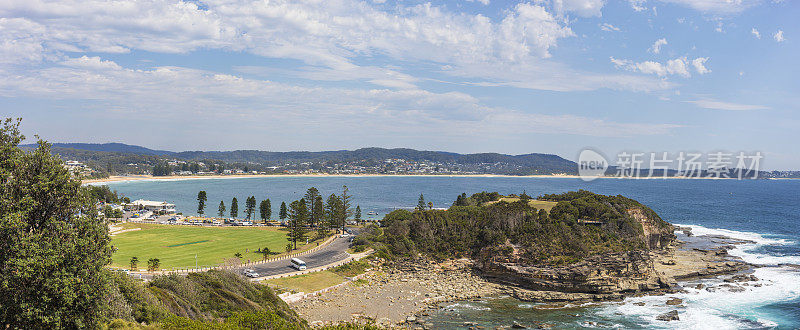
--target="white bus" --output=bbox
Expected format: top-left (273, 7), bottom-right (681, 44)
top-left (290, 258), bottom-right (307, 270)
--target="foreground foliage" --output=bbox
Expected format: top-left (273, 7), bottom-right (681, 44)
top-left (0, 118), bottom-right (114, 328)
top-left (105, 270), bottom-right (306, 329)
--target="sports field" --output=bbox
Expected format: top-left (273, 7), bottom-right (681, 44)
top-left (111, 223), bottom-right (323, 270)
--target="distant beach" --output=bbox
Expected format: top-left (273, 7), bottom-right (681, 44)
top-left (82, 173), bottom-right (585, 184)
top-left (82, 172), bottom-right (764, 185)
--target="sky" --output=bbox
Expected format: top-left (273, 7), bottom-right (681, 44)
top-left (1, 0), bottom-right (798, 169)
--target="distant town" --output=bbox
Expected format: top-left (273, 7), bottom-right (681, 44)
top-left (25, 143), bottom-right (800, 179)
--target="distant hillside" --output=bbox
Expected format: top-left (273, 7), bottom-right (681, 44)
top-left (20, 143), bottom-right (175, 156)
top-left (28, 143), bottom-right (579, 175)
top-left (174, 147), bottom-right (575, 170)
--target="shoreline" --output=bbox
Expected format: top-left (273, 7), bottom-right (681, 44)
top-left (82, 173), bottom-right (779, 185)
top-left (292, 231), bottom-right (755, 327)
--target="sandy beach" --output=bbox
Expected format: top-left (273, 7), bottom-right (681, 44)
top-left (81, 173), bottom-right (754, 185)
top-left (81, 173), bottom-right (585, 184)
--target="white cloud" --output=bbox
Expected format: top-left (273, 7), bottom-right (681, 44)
top-left (627, 0), bottom-right (761, 15)
top-left (774, 30), bottom-right (785, 42)
top-left (61, 56), bottom-right (122, 71)
top-left (3, 1), bottom-right (647, 93)
top-left (628, 0), bottom-right (648, 11)
top-left (655, 0), bottom-right (760, 15)
top-left (599, 23), bottom-right (620, 32)
top-left (751, 28), bottom-right (761, 39)
top-left (0, 57), bottom-right (678, 138)
top-left (691, 57), bottom-right (711, 74)
top-left (649, 38), bottom-right (668, 54)
top-left (686, 99), bottom-right (769, 111)
top-left (611, 56), bottom-right (711, 78)
top-left (553, 0), bottom-right (606, 17)
top-left (466, 0), bottom-right (491, 5)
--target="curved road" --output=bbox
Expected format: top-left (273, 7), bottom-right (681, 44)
top-left (239, 236), bottom-right (352, 277)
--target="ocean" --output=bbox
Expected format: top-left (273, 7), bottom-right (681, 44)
top-left (102, 176), bottom-right (800, 329)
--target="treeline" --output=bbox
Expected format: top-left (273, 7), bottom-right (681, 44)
top-left (196, 187), bottom-right (362, 252)
top-left (354, 190), bottom-right (672, 265)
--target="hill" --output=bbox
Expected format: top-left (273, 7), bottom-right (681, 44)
top-left (28, 143), bottom-right (579, 176)
top-left (21, 142), bottom-right (175, 156)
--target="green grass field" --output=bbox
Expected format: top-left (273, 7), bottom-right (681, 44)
top-left (265, 271), bottom-right (346, 293)
top-left (485, 198), bottom-right (558, 211)
top-left (111, 223), bottom-right (323, 270)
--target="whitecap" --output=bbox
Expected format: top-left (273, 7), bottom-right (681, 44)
top-left (675, 224), bottom-right (800, 265)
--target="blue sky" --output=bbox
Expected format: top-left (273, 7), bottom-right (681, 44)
top-left (1, 0), bottom-right (798, 169)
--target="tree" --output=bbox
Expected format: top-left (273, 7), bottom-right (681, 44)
top-left (0, 118), bottom-right (113, 328)
top-left (304, 187), bottom-right (321, 227)
top-left (130, 256), bottom-right (139, 271)
top-left (313, 195), bottom-right (324, 233)
top-left (260, 199), bottom-right (272, 223)
top-left (324, 194), bottom-right (342, 233)
top-left (279, 201), bottom-right (288, 222)
top-left (417, 193), bottom-right (426, 211)
top-left (286, 199), bottom-right (308, 250)
top-left (245, 196), bottom-right (256, 220)
top-left (230, 197), bottom-right (239, 219)
top-left (285, 243), bottom-right (293, 253)
top-left (197, 190), bottom-right (207, 216)
top-left (147, 258), bottom-right (160, 271)
top-left (355, 205), bottom-right (362, 224)
top-left (259, 247), bottom-right (272, 261)
top-left (218, 200), bottom-right (226, 217)
top-left (427, 201), bottom-right (433, 210)
top-left (339, 185), bottom-right (353, 232)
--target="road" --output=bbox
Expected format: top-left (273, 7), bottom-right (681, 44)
top-left (239, 236), bottom-right (352, 277)
top-left (128, 229), bottom-right (358, 280)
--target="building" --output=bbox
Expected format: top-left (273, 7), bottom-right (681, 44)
top-left (126, 200), bottom-right (177, 214)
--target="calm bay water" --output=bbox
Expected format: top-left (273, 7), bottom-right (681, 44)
top-left (103, 176), bottom-right (800, 329)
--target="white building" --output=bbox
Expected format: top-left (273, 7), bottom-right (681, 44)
top-left (126, 200), bottom-right (176, 214)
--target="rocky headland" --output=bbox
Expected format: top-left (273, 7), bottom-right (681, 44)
top-left (294, 191), bottom-right (756, 327)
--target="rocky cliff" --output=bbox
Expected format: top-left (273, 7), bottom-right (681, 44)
top-left (476, 205), bottom-right (678, 302)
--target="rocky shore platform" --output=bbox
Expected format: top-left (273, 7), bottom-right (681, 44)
top-left (293, 228), bottom-right (754, 328)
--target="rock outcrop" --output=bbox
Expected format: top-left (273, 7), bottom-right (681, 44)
top-left (479, 250), bottom-right (673, 302)
top-left (475, 206), bottom-right (679, 302)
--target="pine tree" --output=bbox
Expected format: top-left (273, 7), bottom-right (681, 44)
top-left (339, 185), bottom-right (352, 232)
top-left (355, 205), bottom-right (362, 224)
top-left (259, 199), bottom-right (272, 223)
top-left (286, 199), bottom-right (308, 250)
top-left (230, 197), bottom-right (239, 219)
top-left (218, 200), bottom-right (226, 217)
top-left (315, 195), bottom-right (327, 239)
top-left (304, 187), bottom-right (321, 227)
top-left (417, 193), bottom-right (426, 211)
top-left (279, 201), bottom-right (288, 222)
top-left (245, 196), bottom-right (256, 220)
top-left (324, 194), bottom-right (341, 233)
top-left (197, 190), bottom-right (207, 216)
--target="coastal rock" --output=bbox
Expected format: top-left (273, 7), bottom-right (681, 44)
top-left (656, 310), bottom-right (680, 321)
top-left (665, 298), bottom-right (683, 306)
top-left (481, 250), bottom-right (670, 301)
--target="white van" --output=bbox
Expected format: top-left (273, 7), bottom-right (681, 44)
top-left (290, 258), bottom-right (307, 270)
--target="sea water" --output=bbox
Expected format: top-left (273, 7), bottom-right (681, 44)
top-left (104, 177), bottom-right (800, 328)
